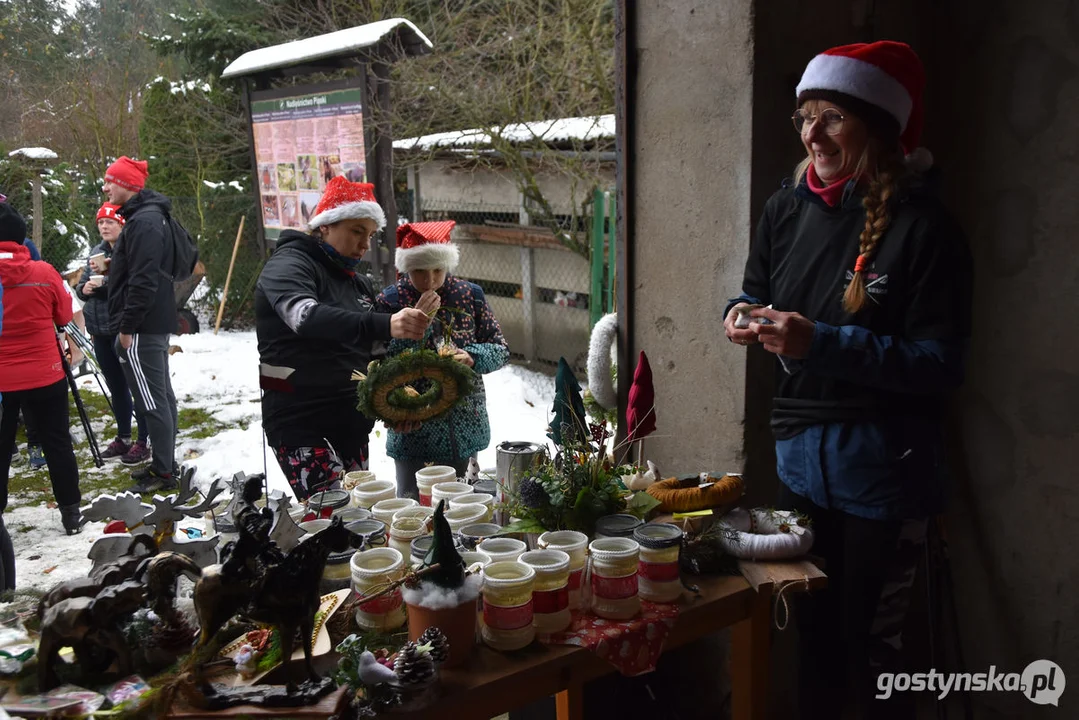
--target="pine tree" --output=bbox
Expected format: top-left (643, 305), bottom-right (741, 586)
top-left (548, 357), bottom-right (588, 447)
top-left (422, 500), bottom-right (466, 590)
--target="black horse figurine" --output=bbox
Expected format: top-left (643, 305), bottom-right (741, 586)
top-left (197, 517), bottom-right (358, 690)
top-left (181, 516), bottom-right (360, 692)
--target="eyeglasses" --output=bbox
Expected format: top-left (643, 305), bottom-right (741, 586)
top-left (792, 108), bottom-right (845, 135)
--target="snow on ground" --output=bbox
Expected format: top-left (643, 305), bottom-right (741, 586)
top-left (8, 330), bottom-right (557, 593)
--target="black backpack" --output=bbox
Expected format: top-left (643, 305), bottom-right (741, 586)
top-left (165, 212), bottom-right (199, 281)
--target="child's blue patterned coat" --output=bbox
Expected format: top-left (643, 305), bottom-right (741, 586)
top-left (374, 276), bottom-right (509, 462)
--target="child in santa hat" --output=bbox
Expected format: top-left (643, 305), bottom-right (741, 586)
top-left (255, 177), bottom-right (431, 501)
top-left (723, 41), bottom-right (973, 717)
top-left (375, 220), bottom-right (508, 498)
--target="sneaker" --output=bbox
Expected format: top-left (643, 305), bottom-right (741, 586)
top-left (101, 437), bottom-right (132, 462)
top-left (128, 466), bottom-right (178, 494)
top-left (27, 444), bottom-right (47, 469)
top-left (119, 440), bottom-right (151, 466)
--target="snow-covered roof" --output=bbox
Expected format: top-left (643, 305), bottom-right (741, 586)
top-left (8, 147), bottom-right (58, 161)
top-left (221, 18), bottom-right (432, 79)
top-left (393, 114), bottom-right (615, 152)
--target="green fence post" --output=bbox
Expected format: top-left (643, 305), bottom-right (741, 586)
top-left (607, 192), bottom-right (617, 315)
top-left (590, 188), bottom-right (606, 327)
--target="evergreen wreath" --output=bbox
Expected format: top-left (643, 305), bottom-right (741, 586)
top-left (354, 348), bottom-right (476, 423)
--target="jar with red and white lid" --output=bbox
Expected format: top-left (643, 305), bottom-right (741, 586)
top-left (480, 561), bottom-right (536, 651)
top-left (353, 480), bottom-right (396, 510)
top-left (415, 466), bottom-right (457, 506)
top-left (431, 481), bottom-right (474, 508)
top-left (537, 530), bottom-right (588, 610)
top-left (518, 550), bottom-right (571, 634)
top-left (633, 523), bottom-right (684, 603)
top-left (350, 547), bottom-right (406, 631)
top-left (588, 537), bottom-right (641, 620)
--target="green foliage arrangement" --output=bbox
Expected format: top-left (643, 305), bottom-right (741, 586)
top-left (501, 357), bottom-right (660, 536)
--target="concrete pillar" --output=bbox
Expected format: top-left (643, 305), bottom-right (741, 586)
top-left (629, 0), bottom-right (755, 476)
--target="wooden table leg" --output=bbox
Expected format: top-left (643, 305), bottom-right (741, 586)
top-left (555, 681), bottom-right (584, 720)
top-left (731, 581), bottom-right (772, 720)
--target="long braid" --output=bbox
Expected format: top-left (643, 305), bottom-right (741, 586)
top-left (843, 156), bottom-right (902, 313)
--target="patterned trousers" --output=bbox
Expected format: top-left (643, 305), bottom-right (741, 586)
top-left (273, 441), bottom-right (369, 502)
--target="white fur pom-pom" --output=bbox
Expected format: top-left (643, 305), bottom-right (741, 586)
top-left (904, 147), bottom-right (934, 173)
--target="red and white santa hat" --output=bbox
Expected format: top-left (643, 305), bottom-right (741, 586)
top-left (796, 41), bottom-right (926, 157)
top-left (308, 176), bottom-right (386, 231)
top-left (395, 220), bottom-right (459, 274)
top-left (96, 203), bottom-right (125, 225)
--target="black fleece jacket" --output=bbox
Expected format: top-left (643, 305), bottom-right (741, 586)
top-left (107, 190), bottom-right (178, 334)
top-left (254, 230), bottom-right (393, 447)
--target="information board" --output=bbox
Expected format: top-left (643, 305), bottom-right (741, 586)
top-left (250, 81), bottom-right (366, 241)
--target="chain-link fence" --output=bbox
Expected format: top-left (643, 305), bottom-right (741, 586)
top-left (406, 197), bottom-right (613, 373)
top-left (31, 189), bottom-right (613, 364)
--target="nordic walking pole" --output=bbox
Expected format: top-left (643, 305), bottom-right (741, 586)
top-left (214, 215), bottom-right (245, 335)
top-left (55, 334), bottom-right (104, 467)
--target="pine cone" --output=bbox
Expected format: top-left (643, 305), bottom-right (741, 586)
top-left (419, 627), bottom-right (449, 664)
top-left (519, 476), bottom-right (547, 508)
top-left (393, 641), bottom-right (435, 686)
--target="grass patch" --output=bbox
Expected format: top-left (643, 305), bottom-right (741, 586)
top-left (180, 407), bottom-right (229, 439)
top-left (6, 381), bottom-right (228, 510)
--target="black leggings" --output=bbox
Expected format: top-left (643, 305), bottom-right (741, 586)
top-left (93, 334), bottom-right (147, 440)
top-left (0, 379), bottom-right (82, 512)
top-left (778, 485), bottom-right (925, 719)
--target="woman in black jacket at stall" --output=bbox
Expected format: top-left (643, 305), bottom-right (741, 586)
top-left (255, 176), bottom-right (433, 501)
top-left (723, 42), bottom-right (973, 718)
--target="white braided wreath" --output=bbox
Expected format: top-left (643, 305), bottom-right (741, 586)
top-left (717, 508), bottom-right (815, 561)
top-left (586, 312), bottom-right (618, 410)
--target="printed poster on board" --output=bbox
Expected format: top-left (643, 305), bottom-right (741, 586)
top-left (251, 85), bottom-right (366, 240)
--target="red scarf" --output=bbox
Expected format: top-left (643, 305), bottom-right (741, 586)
top-left (805, 164), bottom-right (854, 207)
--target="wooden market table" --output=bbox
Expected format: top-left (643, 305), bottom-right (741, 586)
top-left (165, 560), bottom-right (826, 719)
top-left (393, 559), bottom-right (826, 720)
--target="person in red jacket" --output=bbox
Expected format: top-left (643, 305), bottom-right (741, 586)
top-left (0, 203), bottom-right (82, 541)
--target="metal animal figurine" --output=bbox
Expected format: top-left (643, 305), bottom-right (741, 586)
top-left (37, 580), bottom-right (147, 691)
top-left (81, 468), bottom-right (226, 572)
top-left (147, 480), bottom-right (362, 694)
top-left (191, 517), bottom-right (360, 691)
top-left (38, 535), bottom-right (157, 621)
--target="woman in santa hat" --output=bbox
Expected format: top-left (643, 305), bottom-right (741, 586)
top-left (723, 42), bottom-right (973, 716)
top-left (255, 177), bottom-right (432, 501)
top-left (376, 221), bottom-right (508, 498)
